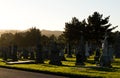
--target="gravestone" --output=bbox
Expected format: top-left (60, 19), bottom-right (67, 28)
top-left (29, 47), bottom-right (35, 60)
top-left (12, 45), bottom-right (18, 61)
top-left (75, 35), bottom-right (85, 66)
top-left (42, 44), bottom-right (50, 60)
top-left (49, 40), bottom-right (62, 65)
top-left (8, 46), bottom-right (12, 59)
top-left (2, 47), bottom-right (8, 61)
top-left (64, 46), bottom-right (67, 54)
top-left (23, 48), bottom-right (29, 59)
top-left (100, 33), bottom-right (113, 67)
top-left (108, 45), bottom-right (114, 62)
top-left (35, 44), bottom-right (44, 63)
top-left (94, 46), bottom-right (101, 65)
top-left (114, 32), bottom-right (120, 58)
top-left (85, 41), bottom-right (90, 58)
top-left (87, 42), bottom-right (94, 55)
top-left (66, 43), bottom-right (72, 57)
top-left (58, 44), bottom-right (66, 61)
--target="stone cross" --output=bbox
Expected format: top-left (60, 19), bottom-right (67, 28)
top-left (100, 33), bottom-right (113, 67)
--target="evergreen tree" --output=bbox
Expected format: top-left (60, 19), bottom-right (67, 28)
top-left (64, 17), bottom-right (86, 57)
top-left (87, 12), bottom-right (117, 45)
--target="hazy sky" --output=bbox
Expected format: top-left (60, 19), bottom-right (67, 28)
top-left (0, 0), bottom-right (120, 31)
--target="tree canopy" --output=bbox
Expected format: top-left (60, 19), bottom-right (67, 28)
top-left (64, 12), bottom-right (117, 44)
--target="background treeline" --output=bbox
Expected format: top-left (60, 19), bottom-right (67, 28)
top-left (0, 11), bottom-right (120, 66)
top-left (0, 27), bottom-right (66, 64)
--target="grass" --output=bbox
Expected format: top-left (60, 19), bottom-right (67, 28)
top-left (0, 56), bottom-right (120, 78)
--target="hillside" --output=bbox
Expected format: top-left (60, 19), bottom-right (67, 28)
top-left (0, 30), bottom-right (63, 37)
top-left (0, 30), bottom-right (20, 35)
top-left (41, 30), bottom-right (63, 37)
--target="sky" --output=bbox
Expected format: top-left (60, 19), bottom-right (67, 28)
top-left (0, 0), bottom-right (120, 31)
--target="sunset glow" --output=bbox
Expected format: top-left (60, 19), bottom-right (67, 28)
top-left (0, 0), bottom-right (120, 31)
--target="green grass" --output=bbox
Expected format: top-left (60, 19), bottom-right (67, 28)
top-left (0, 56), bottom-right (120, 78)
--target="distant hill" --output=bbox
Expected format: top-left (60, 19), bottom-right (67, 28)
top-left (0, 30), bottom-right (20, 35)
top-left (41, 30), bottom-right (63, 37)
top-left (0, 29), bottom-right (63, 37)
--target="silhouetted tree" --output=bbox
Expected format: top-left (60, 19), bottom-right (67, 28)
top-left (49, 34), bottom-right (57, 42)
top-left (0, 33), bottom-right (14, 61)
top-left (26, 27), bottom-right (43, 63)
top-left (64, 17), bottom-right (81, 57)
top-left (26, 27), bottom-right (41, 46)
top-left (64, 17), bottom-right (88, 59)
top-left (87, 12), bottom-right (117, 45)
top-left (0, 33), bottom-right (14, 46)
top-left (13, 32), bottom-right (24, 47)
top-left (57, 34), bottom-right (66, 45)
top-left (87, 12), bottom-right (117, 65)
top-left (13, 27), bottom-right (43, 61)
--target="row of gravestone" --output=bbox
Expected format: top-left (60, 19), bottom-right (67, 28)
top-left (1, 41), bottom-right (65, 65)
top-left (94, 32), bottom-right (120, 68)
top-left (1, 32), bottom-right (120, 67)
top-left (75, 32), bottom-right (120, 67)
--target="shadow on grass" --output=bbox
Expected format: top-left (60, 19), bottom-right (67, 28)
top-left (86, 59), bottom-right (95, 64)
top-left (89, 66), bottom-right (119, 72)
top-left (61, 64), bottom-right (76, 67)
top-left (42, 64), bottom-right (59, 67)
top-left (64, 60), bottom-right (76, 62)
top-left (42, 63), bottom-right (76, 68)
top-left (113, 61), bottom-right (120, 65)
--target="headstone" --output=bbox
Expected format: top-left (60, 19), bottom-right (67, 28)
top-left (108, 45), bottom-right (114, 62)
top-left (85, 41), bottom-right (90, 58)
top-left (29, 47), bottom-right (35, 60)
top-left (18, 49), bottom-right (23, 60)
top-left (35, 44), bottom-right (44, 63)
top-left (66, 43), bottom-right (72, 57)
top-left (2, 47), bottom-right (8, 61)
top-left (23, 48), bottom-right (29, 59)
top-left (49, 40), bottom-right (62, 65)
top-left (42, 44), bottom-right (50, 60)
top-left (8, 46), bottom-right (12, 59)
top-left (100, 33), bottom-right (113, 67)
top-left (94, 46), bottom-right (101, 65)
top-left (12, 45), bottom-right (18, 61)
top-left (58, 44), bottom-right (66, 61)
top-left (75, 35), bottom-right (85, 66)
top-left (114, 32), bottom-right (120, 58)
top-left (64, 46), bottom-right (67, 54)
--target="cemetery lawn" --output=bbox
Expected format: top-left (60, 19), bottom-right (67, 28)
top-left (0, 56), bottom-right (120, 78)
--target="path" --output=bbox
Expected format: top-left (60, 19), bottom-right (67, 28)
top-left (0, 68), bottom-right (68, 78)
